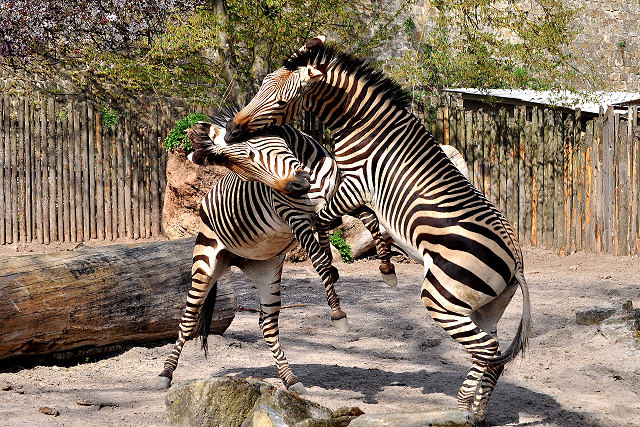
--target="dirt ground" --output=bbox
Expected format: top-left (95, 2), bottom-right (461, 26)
top-left (1, 242), bottom-right (639, 427)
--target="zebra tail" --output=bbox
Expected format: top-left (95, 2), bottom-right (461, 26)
top-left (487, 270), bottom-right (532, 367)
top-left (193, 281), bottom-right (218, 358)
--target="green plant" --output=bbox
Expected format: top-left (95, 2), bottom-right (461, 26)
top-left (329, 230), bottom-right (353, 263)
top-left (101, 105), bottom-right (120, 129)
top-left (618, 40), bottom-right (627, 49)
top-left (163, 112), bottom-right (208, 153)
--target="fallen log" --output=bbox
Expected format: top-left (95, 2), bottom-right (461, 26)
top-left (0, 238), bottom-right (236, 363)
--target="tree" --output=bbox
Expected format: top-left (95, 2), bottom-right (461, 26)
top-left (0, 0), bottom-right (409, 106)
top-left (392, 0), bottom-right (600, 99)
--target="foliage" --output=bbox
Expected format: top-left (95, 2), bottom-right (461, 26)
top-left (0, 1), bottom-right (202, 63)
top-left (163, 112), bottom-right (208, 153)
top-left (101, 105), bottom-right (120, 129)
top-left (2, 1), bottom-right (409, 106)
top-left (392, 0), bottom-right (600, 99)
top-left (329, 230), bottom-right (353, 264)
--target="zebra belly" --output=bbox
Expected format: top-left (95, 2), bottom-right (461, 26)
top-left (214, 222), bottom-right (297, 260)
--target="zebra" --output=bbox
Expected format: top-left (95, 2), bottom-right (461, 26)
top-left (224, 37), bottom-right (532, 420)
top-left (158, 108), bottom-right (397, 393)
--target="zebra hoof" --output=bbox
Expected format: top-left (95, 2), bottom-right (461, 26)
top-left (288, 382), bottom-right (308, 395)
top-left (382, 272), bottom-right (397, 287)
top-left (157, 375), bottom-right (172, 389)
top-left (332, 316), bottom-right (349, 333)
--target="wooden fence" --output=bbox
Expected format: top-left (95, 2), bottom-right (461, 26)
top-left (2, 94), bottom-right (640, 256)
top-left (426, 104), bottom-right (640, 256)
top-left (0, 96), bottom-right (170, 245)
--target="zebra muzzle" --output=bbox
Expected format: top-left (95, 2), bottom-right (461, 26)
top-left (284, 171), bottom-right (311, 196)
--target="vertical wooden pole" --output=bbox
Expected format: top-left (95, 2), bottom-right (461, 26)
top-left (543, 109), bottom-right (554, 247)
top-left (47, 99), bottom-right (57, 241)
top-left (82, 101), bottom-right (90, 242)
top-left (62, 102), bottom-right (71, 242)
top-left (56, 106), bottom-right (64, 242)
top-left (554, 112), bottom-right (565, 251)
top-left (25, 100), bottom-right (34, 242)
top-left (124, 113), bottom-right (133, 238)
top-left (498, 109), bottom-right (507, 214)
top-left (75, 107), bottom-right (84, 242)
top-left (69, 104), bottom-right (77, 243)
top-left (40, 100), bottom-right (49, 244)
top-left (144, 122), bottom-right (151, 238)
top-left (18, 98), bottom-right (26, 242)
top-left (464, 111), bottom-right (474, 185)
top-left (0, 96), bottom-right (6, 245)
top-left (601, 107), bottom-right (615, 254)
top-left (633, 106), bottom-right (639, 253)
top-left (104, 125), bottom-right (113, 240)
top-left (565, 113), bottom-right (574, 253)
top-left (436, 107), bottom-right (444, 145)
top-left (151, 105), bottom-right (161, 237)
top-left (11, 98), bottom-right (19, 243)
top-left (489, 113), bottom-right (499, 207)
top-left (133, 125), bottom-right (140, 239)
top-left (506, 108), bottom-right (518, 233)
top-left (111, 121), bottom-right (118, 238)
top-left (443, 105), bottom-right (450, 145)
top-left (517, 106), bottom-right (526, 242)
top-left (573, 109), bottom-right (583, 251)
top-left (117, 115), bottom-right (126, 238)
top-left (88, 101), bottom-right (96, 240)
top-left (95, 110), bottom-right (104, 240)
top-left (34, 99), bottom-right (43, 243)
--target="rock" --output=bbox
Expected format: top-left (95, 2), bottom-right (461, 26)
top-left (346, 409), bottom-right (475, 427)
top-left (165, 376), bottom-right (332, 427)
top-left (163, 149), bottom-right (229, 240)
top-left (575, 307), bottom-right (617, 325)
top-left (39, 407), bottom-right (60, 416)
top-left (244, 404), bottom-right (290, 427)
top-left (331, 407), bottom-right (364, 418)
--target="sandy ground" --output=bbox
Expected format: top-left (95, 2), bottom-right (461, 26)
top-left (1, 243), bottom-right (639, 426)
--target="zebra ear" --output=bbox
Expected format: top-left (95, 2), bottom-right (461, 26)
top-left (300, 64), bottom-right (326, 85)
top-left (299, 35), bottom-right (325, 53)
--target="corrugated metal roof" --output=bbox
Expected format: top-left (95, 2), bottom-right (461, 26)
top-left (445, 89), bottom-right (640, 115)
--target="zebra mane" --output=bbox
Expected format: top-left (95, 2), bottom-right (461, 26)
top-left (210, 103), bottom-right (241, 130)
top-left (283, 42), bottom-right (414, 112)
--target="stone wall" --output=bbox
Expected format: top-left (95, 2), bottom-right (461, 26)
top-left (380, 0), bottom-right (640, 93)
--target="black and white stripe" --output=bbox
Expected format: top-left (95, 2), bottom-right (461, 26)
top-left (158, 108), bottom-right (396, 392)
top-left (226, 38), bottom-right (532, 420)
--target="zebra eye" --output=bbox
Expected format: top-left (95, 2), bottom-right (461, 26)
top-left (249, 151), bottom-right (256, 161)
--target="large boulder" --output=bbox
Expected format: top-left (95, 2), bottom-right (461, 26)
top-left (162, 149), bottom-right (229, 239)
top-left (165, 376), bottom-right (334, 427)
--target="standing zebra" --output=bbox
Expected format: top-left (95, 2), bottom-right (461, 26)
top-left (158, 109), bottom-right (397, 392)
top-left (225, 37), bottom-right (532, 420)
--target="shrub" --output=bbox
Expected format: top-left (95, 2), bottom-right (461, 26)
top-left (329, 230), bottom-right (353, 263)
top-left (163, 112), bottom-right (208, 153)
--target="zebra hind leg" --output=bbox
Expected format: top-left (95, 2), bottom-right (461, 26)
top-left (421, 273), bottom-right (503, 421)
top-left (240, 256), bottom-right (306, 394)
top-left (157, 234), bottom-right (231, 389)
top-left (354, 206), bottom-right (397, 287)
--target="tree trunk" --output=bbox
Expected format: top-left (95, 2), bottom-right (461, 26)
top-left (0, 238), bottom-right (236, 362)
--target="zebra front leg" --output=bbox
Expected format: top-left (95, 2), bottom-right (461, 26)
top-left (283, 210), bottom-right (348, 332)
top-left (352, 206), bottom-right (397, 287)
top-left (240, 256), bottom-right (306, 394)
top-left (157, 233), bottom-right (231, 389)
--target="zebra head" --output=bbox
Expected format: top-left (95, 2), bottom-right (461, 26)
top-left (226, 36), bottom-right (329, 143)
top-left (187, 112), bottom-right (311, 196)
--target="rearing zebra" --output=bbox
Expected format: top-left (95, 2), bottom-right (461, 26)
top-left (158, 108), bottom-right (397, 392)
top-left (225, 37), bottom-right (532, 420)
